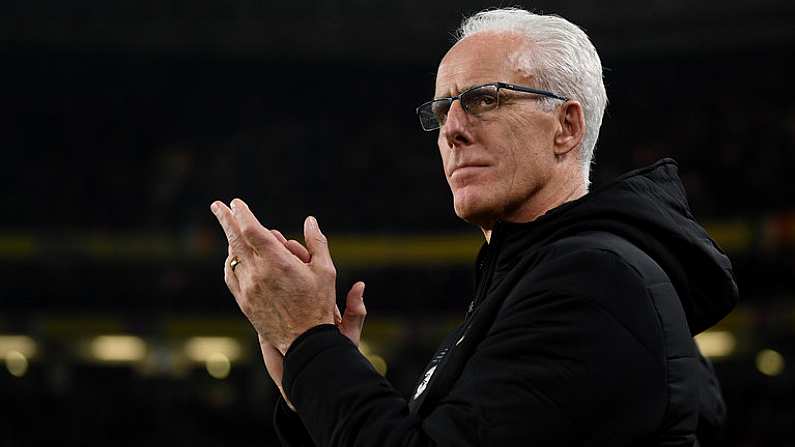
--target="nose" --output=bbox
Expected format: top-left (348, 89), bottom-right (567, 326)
top-left (441, 100), bottom-right (474, 148)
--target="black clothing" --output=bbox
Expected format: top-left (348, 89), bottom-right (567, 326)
top-left (274, 159), bottom-right (738, 446)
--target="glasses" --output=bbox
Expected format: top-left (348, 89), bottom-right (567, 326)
top-left (415, 82), bottom-right (568, 131)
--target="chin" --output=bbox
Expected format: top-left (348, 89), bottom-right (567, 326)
top-left (453, 194), bottom-right (498, 227)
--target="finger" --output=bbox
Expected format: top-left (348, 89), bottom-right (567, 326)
top-left (285, 239), bottom-right (311, 263)
top-left (224, 252), bottom-right (241, 295)
top-left (211, 201), bottom-right (252, 256)
top-left (230, 198), bottom-right (280, 251)
top-left (303, 216), bottom-right (333, 269)
top-left (224, 245), bottom-right (241, 291)
top-left (341, 281), bottom-right (366, 347)
top-left (271, 230), bottom-right (311, 263)
top-left (271, 229), bottom-right (288, 245)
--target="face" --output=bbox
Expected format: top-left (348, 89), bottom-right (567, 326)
top-left (435, 32), bottom-right (561, 229)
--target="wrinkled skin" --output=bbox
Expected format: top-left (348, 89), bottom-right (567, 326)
top-left (434, 31), bottom-right (587, 240)
top-left (211, 198), bottom-right (366, 410)
top-left (211, 30), bottom-right (588, 413)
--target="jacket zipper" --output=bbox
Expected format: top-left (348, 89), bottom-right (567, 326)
top-left (466, 221), bottom-right (503, 320)
top-left (411, 223), bottom-right (505, 411)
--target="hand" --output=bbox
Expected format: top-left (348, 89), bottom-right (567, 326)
top-left (244, 223), bottom-right (367, 412)
top-left (267, 228), bottom-right (368, 342)
top-left (258, 281), bottom-right (367, 412)
top-left (211, 198), bottom-right (337, 354)
top-left (267, 228), bottom-right (343, 329)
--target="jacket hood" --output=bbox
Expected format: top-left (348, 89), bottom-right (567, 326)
top-left (493, 158), bottom-right (739, 335)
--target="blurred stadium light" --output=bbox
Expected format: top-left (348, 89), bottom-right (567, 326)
top-left (695, 330), bottom-right (737, 358)
top-left (88, 335), bottom-right (147, 363)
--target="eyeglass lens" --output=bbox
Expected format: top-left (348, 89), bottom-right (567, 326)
top-left (419, 85), bottom-right (500, 130)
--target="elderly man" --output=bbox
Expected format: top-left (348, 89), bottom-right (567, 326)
top-left (211, 8), bottom-right (737, 446)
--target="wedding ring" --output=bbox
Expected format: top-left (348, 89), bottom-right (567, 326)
top-left (229, 256), bottom-right (242, 272)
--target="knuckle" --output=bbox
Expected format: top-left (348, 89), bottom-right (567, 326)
top-left (272, 257), bottom-right (293, 273)
top-left (322, 264), bottom-right (336, 278)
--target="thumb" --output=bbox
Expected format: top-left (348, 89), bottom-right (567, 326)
top-left (341, 281), bottom-right (367, 347)
top-left (304, 216), bottom-right (333, 268)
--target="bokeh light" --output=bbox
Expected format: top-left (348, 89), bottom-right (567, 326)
top-left (694, 331), bottom-right (736, 358)
top-left (756, 349), bottom-right (785, 377)
top-left (90, 336), bottom-right (147, 362)
top-left (206, 352), bottom-right (231, 379)
top-left (5, 351), bottom-right (29, 377)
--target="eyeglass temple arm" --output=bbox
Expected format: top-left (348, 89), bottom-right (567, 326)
top-left (497, 82), bottom-right (569, 101)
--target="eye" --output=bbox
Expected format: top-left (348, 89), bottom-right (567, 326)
top-left (475, 93), bottom-right (497, 107)
top-left (462, 88), bottom-right (499, 114)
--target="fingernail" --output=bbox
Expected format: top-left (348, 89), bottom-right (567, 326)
top-left (308, 216), bottom-right (318, 229)
top-left (230, 199), bottom-right (239, 211)
top-left (210, 202), bottom-right (219, 214)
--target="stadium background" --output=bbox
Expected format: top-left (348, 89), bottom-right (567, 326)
top-left (2, 0), bottom-right (794, 445)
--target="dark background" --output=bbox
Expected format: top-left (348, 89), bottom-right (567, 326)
top-left (2, 1), bottom-right (795, 445)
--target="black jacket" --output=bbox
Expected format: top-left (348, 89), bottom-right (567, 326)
top-left (274, 159), bottom-right (738, 446)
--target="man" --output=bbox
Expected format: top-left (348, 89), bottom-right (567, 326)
top-left (210, 8), bottom-right (737, 446)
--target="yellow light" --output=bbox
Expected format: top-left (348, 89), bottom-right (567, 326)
top-left (756, 349), bottom-right (785, 377)
top-left (5, 351), bottom-right (28, 377)
top-left (366, 354), bottom-right (388, 376)
top-left (206, 352), bottom-right (231, 379)
top-left (694, 331), bottom-right (736, 358)
top-left (0, 335), bottom-right (37, 358)
top-left (91, 335), bottom-right (147, 362)
top-left (185, 337), bottom-right (242, 362)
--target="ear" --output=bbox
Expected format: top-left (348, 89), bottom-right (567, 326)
top-left (553, 101), bottom-right (585, 157)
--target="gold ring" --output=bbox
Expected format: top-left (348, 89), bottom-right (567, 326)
top-left (230, 257), bottom-right (241, 272)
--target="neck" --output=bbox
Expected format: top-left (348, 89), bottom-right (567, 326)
top-left (481, 179), bottom-right (588, 243)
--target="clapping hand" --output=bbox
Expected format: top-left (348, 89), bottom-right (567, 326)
top-left (210, 198), bottom-right (366, 410)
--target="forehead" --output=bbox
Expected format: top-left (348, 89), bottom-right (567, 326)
top-left (435, 31), bottom-right (535, 96)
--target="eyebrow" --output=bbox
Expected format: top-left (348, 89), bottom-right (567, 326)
top-left (435, 83), bottom-right (480, 100)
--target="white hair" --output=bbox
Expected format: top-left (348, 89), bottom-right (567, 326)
top-left (456, 8), bottom-right (607, 184)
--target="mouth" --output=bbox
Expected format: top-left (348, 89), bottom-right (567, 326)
top-left (450, 164), bottom-right (490, 178)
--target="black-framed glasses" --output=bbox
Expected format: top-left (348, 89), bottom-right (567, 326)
top-left (415, 82), bottom-right (568, 131)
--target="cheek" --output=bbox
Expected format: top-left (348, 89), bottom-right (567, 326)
top-left (491, 119), bottom-right (526, 180)
top-left (497, 116), bottom-right (547, 191)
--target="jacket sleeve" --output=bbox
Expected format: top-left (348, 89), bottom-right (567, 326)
top-left (281, 250), bottom-right (666, 446)
top-left (273, 397), bottom-right (316, 447)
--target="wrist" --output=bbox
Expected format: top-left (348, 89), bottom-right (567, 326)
top-left (277, 321), bottom-right (336, 355)
top-left (283, 324), bottom-right (340, 357)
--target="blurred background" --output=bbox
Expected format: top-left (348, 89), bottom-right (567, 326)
top-left (2, 0), bottom-right (795, 445)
